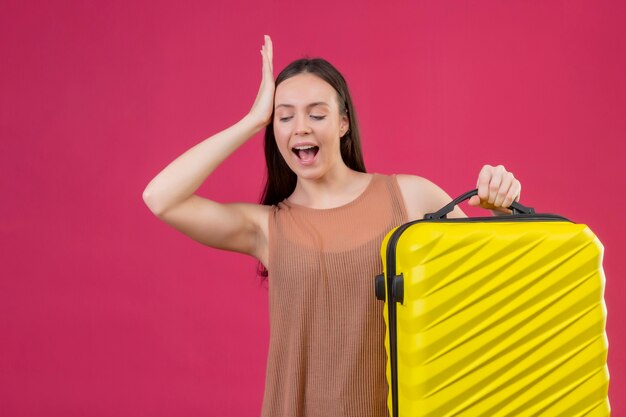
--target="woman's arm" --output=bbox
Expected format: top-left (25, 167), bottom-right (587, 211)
top-left (396, 175), bottom-right (467, 221)
top-left (142, 115), bottom-right (266, 216)
top-left (397, 164), bottom-right (521, 221)
top-left (142, 36), bottom-right (275, 264)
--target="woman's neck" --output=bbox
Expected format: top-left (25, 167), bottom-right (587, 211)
top-left (288, 167), bottom-right (372, 209)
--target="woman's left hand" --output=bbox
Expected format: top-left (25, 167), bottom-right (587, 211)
top-left (468, 164), bottom-right (521, 214)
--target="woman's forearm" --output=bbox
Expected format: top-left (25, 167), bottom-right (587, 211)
top-left (142, 114), bottom-right (266, 215)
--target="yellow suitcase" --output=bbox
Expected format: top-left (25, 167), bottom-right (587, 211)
top-left (375, 189), bottom-right (610, 417)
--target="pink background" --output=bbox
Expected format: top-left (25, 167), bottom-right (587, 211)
top-left (1, 1), bottom-right (624, 415)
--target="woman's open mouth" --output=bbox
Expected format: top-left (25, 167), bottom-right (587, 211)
top-left (292, 145), bottom-right (319, 164)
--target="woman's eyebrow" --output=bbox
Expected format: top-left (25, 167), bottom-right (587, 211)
top-left (275, 102), bottom-right (330, 109)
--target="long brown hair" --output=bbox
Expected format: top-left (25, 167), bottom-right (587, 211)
top-left (257, 58), bottom-right (367, 277)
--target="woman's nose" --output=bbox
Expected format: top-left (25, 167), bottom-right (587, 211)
top-left (294, 116), bottom-right (311, 135)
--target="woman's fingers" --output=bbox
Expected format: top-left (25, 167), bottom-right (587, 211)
top-left (474, 165), bottom-right (521, 210)
top-left (249, 35), bottom-right (276, 127)
top-left (476, 165), bottom-right (493, 202)
top-left (487, 165), bottom-right (510, 204)
top-left (494, 172), bottom-right (513, 207)
top-left (261, 35), bottom-right (273, 78)
top-left (266, 35), bottom-right (273, 73)
top-left (501, 176), bottom-right (520, 208)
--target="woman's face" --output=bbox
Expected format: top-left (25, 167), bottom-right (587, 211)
top-left (273, 73), bottom-right (349, 180)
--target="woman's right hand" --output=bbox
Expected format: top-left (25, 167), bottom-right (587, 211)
top-left (248, 35), bottom-right (275, 128)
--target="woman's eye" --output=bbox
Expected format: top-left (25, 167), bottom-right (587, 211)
top-left (310, 115), bottom-right (326, 120)
top-left (279, 116), bottom-right (293, 122)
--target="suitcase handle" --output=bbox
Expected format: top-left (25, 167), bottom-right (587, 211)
top-left (424, 188), bottom-right (535, 219)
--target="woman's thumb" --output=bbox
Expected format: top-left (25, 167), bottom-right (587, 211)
top-left (468, 195), bottom-right (480, 206)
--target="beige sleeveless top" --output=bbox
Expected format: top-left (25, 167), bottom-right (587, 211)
top-left (261, 173), bottom-right (408, 417)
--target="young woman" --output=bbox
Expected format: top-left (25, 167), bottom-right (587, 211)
top-left (143, 35), bottom-right (521, 417)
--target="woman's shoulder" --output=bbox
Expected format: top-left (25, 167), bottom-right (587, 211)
top-left (394, 173), bottom-right (437, 191)
top-left (392, 174), bottom-right (457, 221)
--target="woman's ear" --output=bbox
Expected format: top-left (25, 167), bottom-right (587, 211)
top-left (340, 114), bottom-right (350, 137)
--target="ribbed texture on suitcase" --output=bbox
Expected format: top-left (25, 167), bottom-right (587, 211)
top-left (381, 221), bottom-right (610, 417)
